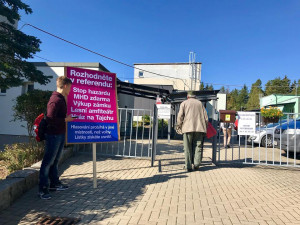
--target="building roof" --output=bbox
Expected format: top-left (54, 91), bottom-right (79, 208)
top-left (170, 90), bottom-right (220, 104)
top-left (32, 62), bottom-right (110, 72)
top-left (117, 80), bottom-right (170, 101)
top-left (134, 62), bottom-right (202, 65)
top-left (117, 80), bottom-right (219, 103)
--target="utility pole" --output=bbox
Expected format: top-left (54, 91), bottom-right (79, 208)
top-left (189, 52), bottom-right (196, 90)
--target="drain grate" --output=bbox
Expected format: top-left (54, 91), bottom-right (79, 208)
top-left (36, 216), bottom-right (81, 225)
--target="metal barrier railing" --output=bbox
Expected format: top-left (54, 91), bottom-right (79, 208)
top-left (77, 108), bottom-right (153, 158)
top-left (217, 112), bottom-right (300, 168)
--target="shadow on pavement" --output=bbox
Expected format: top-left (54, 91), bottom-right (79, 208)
top-left (0, 154), bottom-right (188, 224)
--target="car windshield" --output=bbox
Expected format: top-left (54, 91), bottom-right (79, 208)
top-left (266, 123), bottom-right (279, 128)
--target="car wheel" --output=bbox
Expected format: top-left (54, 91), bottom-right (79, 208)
top-left (261, 135), bottom-right (273, 147)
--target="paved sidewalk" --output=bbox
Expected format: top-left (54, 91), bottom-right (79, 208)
top-left (1, 140), bottom-right (300, 225)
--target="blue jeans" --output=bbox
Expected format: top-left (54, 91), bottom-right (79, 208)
top-left (39, 133), bottom-right (65, 191)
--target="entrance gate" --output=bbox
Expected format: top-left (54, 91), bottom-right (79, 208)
top-left (77, 108), bottom-right (154, 159)
top-left (216, 112), bottom-right (300, 168)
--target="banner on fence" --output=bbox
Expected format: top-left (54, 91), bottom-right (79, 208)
top-left (237, 112), bottom-right (256, 135)
top-left (65, 67), bottom-right (119, 144)
top-left (157, 104), bottom-right (171, 119)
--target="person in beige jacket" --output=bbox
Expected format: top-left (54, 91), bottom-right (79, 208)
top-left (177, 91), bottom-right (208, 171)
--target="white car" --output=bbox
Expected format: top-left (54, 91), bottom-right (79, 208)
top-left (248, 123), bottom-right (279, 147)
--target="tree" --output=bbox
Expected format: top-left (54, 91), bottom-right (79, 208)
top-left (199, 82), bottom-right (204, 90)
top-left (207, 84), bottom-right (214, 90)
top-left (12, 89), bottom-right (52, 138)
top-left (227, 89), bottom-right (239, 110)
top-left (247, 79), bottom-right (264, 110)
top-left (290, 79), bottom-right (300, 95)
top-left (219, 86), bottom-right (226, 93)
top-left (237, 85), bottom-right (248, 111)
top-left (0, 0), bottom-right (51, 89)
top-left (204, 84), bottom-right (213, 91)
top-left (265, 76), bottom-right (291, 95)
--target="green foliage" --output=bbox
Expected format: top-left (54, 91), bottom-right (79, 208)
top-left (207, 84), bottom-right (214, 90)
top-left (227, 89), bottom-right (239, 110)
top-left (132, 116), bottom-right (167, 129)
top-left (12, 89), bottom-right (52, 137)
top-left (225, 76), bottom-right (299, 111)
top-left (0, 0), bottom-right (52, 89)
top-left (133, 115), bottom-right (151, 127)
top-left (0, 0), bottom-right (32, 23)
top-left (265, 76), bottom-right (291, 96)
top-left (261, 107), bottom-right (283, 119)
top-left (1, 142), bottom-right (44, 173)
top-left (237, 84), bottom-right (249, 110)
top-left (142, 115), bottom-right (151, 125)
top-left (290, 79), bottom-right (300, 95)
top-left (199, 82), bottom-right (204, 90)
top-left (226, 85), bottom-right (249, 111)
top-left (219, 86), bottom-right (226, 94)
top-left (158, 119), bottom-right (168, 129)
top-left (247, 79), bottom-right (264, 110)
top-left (199, 83), bottom-right (214, 91)
top-left (133, 121), bottom-right (142, 127)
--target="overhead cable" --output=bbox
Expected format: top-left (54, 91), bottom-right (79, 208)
top-left (24, 23), bottom-right (188, 83)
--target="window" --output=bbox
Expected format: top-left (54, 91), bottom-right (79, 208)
top-left (21, 82), bottom-right (34, 94)
top-left (0, 89), bottom-right (6, 94)
top-left (138, 71), bottom-right (144, 78)
top-left (27, 84), bottom-right (34, 92)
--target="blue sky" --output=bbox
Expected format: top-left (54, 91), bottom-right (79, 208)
top-left (20, 0), bottom-right (300, 90)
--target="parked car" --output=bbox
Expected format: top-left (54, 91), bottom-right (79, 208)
top-left (248, 122), bottom-right (281, 147)
top-left (274, 119), bottom-right (300, 153)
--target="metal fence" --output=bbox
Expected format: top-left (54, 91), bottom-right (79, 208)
top-left (217, 112), bottom-right (300, 168)
top-left (77, 108), bottom-right (154, 158)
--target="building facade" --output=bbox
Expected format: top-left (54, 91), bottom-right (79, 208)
top-left (260, 94), bottom-right (300, 116)
top-left (133, 62), bottom-right (227, 119)
top-left (134, 63), bottom-right (202, 91)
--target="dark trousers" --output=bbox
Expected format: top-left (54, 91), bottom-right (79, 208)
top-left (39, 133), bottom-right (65, 191)
top-left (183, 132), bottom-right (205, 170)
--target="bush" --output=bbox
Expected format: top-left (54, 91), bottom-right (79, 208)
top-left (142, 115), bottom-right (151, 125)
top-left (0, 142), bottom-right (44, 174)
top-left (12, 89), bottom-right (52, 138)
top-left (133, 121), bottom-right (144, 128)
top-left (158, 119), bottom-right (168, 129)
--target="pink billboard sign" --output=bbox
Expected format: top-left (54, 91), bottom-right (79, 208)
top-left (65, 67), bottom-right (119, 143)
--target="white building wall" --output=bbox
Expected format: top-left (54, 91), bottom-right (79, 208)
top-left (215, 93), bottom-right (227, 111)
top-left (0, 86), bottom-right (26, 135)
top-left (134, 63), bottom-right (201, 91)
top-left (206, 93), bottom-right (227, 119)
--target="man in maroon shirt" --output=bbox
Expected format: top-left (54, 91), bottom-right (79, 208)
top-left (38, 76), bottom-right (75, 200)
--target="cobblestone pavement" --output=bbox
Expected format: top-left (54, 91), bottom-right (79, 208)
top-left (1, 140), bottom-right (300, 225)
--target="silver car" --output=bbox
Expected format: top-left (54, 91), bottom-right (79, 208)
top-left (248, 123), bottom-right (279, 147)
top-left (274, 119), bottom-right (300, 153)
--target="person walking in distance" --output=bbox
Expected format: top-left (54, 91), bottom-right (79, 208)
top-left (177, 91), bottom-right (208, 172)
top-left (220, 122), bottom-right (232, 148)
top-left (38, 76), bottom-right (75, 200)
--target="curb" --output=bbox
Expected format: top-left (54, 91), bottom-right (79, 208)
top-left (0, 146), bottom-right (74, 212)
